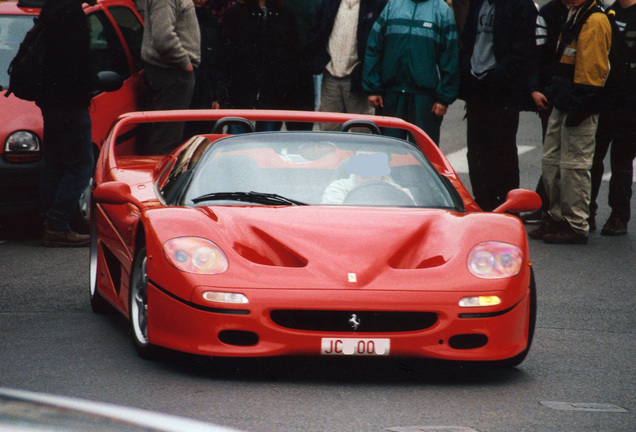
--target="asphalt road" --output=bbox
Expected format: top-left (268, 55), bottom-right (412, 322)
top-left (1, 103), bottom-right (634, 432)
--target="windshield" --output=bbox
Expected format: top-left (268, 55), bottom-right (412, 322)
top-left (176, 132), bottom-right (461, 209)
top-left (0, 15), bottom-right (35, 90)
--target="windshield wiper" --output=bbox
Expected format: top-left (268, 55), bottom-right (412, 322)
top-left (191, 191), bottom-right (307, 206)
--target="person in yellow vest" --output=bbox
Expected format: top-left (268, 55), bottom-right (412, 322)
top-left (529, 0), bottom-right (611, 244)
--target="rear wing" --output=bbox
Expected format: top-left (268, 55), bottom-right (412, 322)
top-left (102, 109), bottom-right (479, 211)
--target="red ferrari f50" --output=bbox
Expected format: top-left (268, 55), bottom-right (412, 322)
top-left (90, 110), bottom-right (541, 367)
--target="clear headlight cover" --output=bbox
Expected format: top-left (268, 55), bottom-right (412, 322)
top-left (163, 237), bottom-right (228, 274)
top-left (467, 241), bottom-right (523, 279)
top-left (5, 130), bottom-right (40, 152)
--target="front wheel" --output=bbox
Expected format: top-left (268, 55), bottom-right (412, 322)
top-left (89, 211), bottom-right (112, 314)
top-left (492, 268), bottom-right (537, 368)
top-left (129, 245), bottom-right (160, 359)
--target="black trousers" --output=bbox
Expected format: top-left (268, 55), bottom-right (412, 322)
top-left (142, 63), bottom-right (195, 155)
top-left (590, 109), bottom-right (636, 222)
top-left (466, 101), bottom-right (520, 211)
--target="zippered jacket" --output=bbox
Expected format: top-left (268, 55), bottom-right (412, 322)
top-left (221, 3), bottom-right (299, 109)
top-left (459, 0), bottom-right (537, 110)
top-left (362, 0), bottom-right (459, 106)
top-left (545, 0), bottom-right (611, 117)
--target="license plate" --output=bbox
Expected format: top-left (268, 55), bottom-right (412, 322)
top-left (321, 338), bottom-right (390, 356)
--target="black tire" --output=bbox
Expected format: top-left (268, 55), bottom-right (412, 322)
top-left (492, 268), bottom-right (537, 368)
top-left (89, 212), bottom-right (113, 314)
top-left (70, 181), bottom-right (92, 234)
top-left (129, 245), bottom-right (161, 360)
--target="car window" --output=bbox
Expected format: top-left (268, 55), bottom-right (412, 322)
top-left (107, 5), bottom-right (143, 72)
top-left (161, 136), bottom-right (214, 203)
top-left (0, 15), bottom-right (35, 90)
top-left (180, 133), bottom-right (462, 209)
top-left (87, 10), bottom-right (131, 79)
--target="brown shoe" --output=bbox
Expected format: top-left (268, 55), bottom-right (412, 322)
top-left (528, 217), bottom-right (560, 240)
top-left (601, 212), bottom-right (628, 236)
top-left (543, 224), bottom-right (588, 245)
top-left (43, 228), bottom-right (90, 247)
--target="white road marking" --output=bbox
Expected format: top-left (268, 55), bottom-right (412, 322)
top-left (445, 145), bottom-right (535, 174)
top-left (445, 145), bottom-right (635, 183)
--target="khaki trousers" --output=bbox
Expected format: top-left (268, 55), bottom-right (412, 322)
top-left (319, 72), bottom-right (374, 131)
top-left (542, 108), bottom-right (598, 235)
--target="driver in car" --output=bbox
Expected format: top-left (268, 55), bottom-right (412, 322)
top-left (322, 152), bottom-right (414, 205)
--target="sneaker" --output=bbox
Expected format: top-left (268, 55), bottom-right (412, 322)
top-left (528, 217), bottom-right (560, 240)
top-left (543, 224), bottom-right (588, 244)
top-left (521, 210), bottom-right (544, 225)
top-left (601, 213), bottom-right (628, 236)
top-left (43, 228), bottom-right (90, 247)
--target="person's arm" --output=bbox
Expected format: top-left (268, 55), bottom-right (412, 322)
top-left (147, 0), bottom-right (193, 69)
top-left (362, 4), bottom-right (389, 95)
top-left (434, 5), bottom-right (460, 111)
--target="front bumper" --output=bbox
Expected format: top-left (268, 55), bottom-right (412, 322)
top-left (146, 283), bottom-right (532, 362)
top-left (0, 158), bottom-right (40, 215)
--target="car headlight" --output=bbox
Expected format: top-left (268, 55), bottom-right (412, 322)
top-left (467, 241), bottom-right (523, 279)
top-left (163, 237), bottom-right (228, 274)
top-left (4, 131), bottom-right (41, 163)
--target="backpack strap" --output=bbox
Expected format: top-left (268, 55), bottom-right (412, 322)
top-left (556, 0), bottom-right (603, 61)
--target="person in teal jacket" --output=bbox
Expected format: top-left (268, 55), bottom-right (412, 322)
top-left (362, 0), bottom-right (459, 145)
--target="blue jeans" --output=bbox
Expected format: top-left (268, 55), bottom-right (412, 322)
top-left (40, 108), bottom-right (93, 231)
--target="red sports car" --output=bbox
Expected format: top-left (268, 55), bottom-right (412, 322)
top-left (90, 110), bottom-right (541, 367)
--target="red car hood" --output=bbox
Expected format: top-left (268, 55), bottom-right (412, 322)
top-left (144, 205), bottom-right (528, 292)
top-left (0, 92), bottom-right (42, 149)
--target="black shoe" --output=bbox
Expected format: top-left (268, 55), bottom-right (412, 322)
top-left (543, 224), bottom-right (588, 244)
top-left (601, 212), bottom-right (628, 236)
top-left (521, 210), bottom-right (544, 225)
top-left (528, 217), bottom-right (560, 240)
top-left (43, 228), bottom-right (90, 247)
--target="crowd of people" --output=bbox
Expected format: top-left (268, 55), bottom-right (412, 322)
top-left (28, 0), bottom-right (635, 246)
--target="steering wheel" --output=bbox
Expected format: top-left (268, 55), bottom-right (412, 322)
top-left (343, 180), bottom-right (414, 206)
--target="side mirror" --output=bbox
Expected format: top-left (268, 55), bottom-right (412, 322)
top-left (97, 71), bottom-right (124, 92)
top-left (93, 181), bottom-right (142, 208)
top-left (492, 189), bottom-right (542, 214)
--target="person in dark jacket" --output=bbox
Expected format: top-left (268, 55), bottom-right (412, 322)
top-left (306, 0), bottom-right (387, 131)
top-left (184, 0), bottom-right (234, 137)
top-left (37, 0), bottom-right (97, 247)
top-left (221, 0), bottom-right (299, 132)
top-left (284, 0), bottom-right (320, 131)
top-left (590, 0), bottom-right (636, 236)
top-left (459, 0), bottom-right (538, 211)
